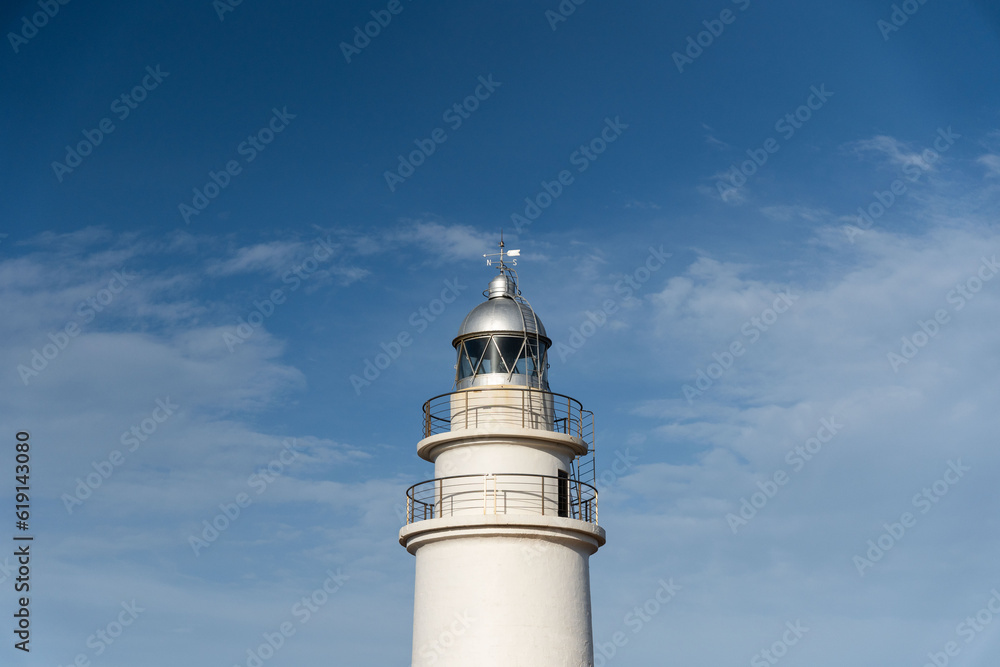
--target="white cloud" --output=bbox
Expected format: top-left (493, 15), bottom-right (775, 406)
top-left (392, 219), bottom-right (495, 262)
top-left (977, 153), bottom-right (1000, 177)
top-left (206, 240), bottom-right (307, 277)
top-left (0, 234), bottom-right (404, 664)
top-left (625, 199), bottom-right (661, 210)
top-left (335, 220), bottom-right (495, 266)
top-left (702, 123), bottom-right (730, 150)
top-left (847, 134), bottom-right (935, 171)
top-left (759, 204), bottom-right (830, 222)
top-left (699, 181), bottom-right (747, 205)
top-left (584, 215), bottom-right (1000, 658)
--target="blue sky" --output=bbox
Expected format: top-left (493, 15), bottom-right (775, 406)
top-left (3, 0), bottom-right (1000, 665)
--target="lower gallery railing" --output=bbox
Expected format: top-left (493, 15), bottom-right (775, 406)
top-left (405, 473), bottom-right (598, 525)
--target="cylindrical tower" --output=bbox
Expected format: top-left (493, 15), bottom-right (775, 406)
top-left (400, 260), bottom-right (605, 666)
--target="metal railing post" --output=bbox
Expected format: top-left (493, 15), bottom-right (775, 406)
top-left (540, 476), bottom-right (545, 515)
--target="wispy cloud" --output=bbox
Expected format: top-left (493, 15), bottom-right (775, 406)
top-left (702, 178), bottom-right (747, 205)
top-left (625, 199), bottom-right (661, 210)
top-left (759, 205), bottom-right (830, 222)
top-left (977, 153), bottom-right (1000, 178)
top-left (847, 134), bottom-right (934, 171)
top-left (206, 240), bottom-right (307, 277)
top-left (702, 123), bottom-right (730, 150)
top-left (340, 220), bottom-right (496, 264)
top-left (392, 220), bottom-right (495, 261)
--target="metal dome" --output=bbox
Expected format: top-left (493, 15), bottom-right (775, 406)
top-left (452, 297), bottom-right (548, 345)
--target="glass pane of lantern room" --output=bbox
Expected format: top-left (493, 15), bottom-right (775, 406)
top-left (480, 336), bottom-right (503, 374)
top-left (458, 346), bottom-right (473, 379)
top-left (496, 337), bottom-right (524, 375)
top-left (464, 338), bottom-right (487, 374)
top-left (525, 340), bottom-right (541, 377)
top-left (513, 351), bottom-right (527, 375)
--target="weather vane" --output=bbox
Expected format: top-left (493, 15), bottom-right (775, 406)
top-left (482, 230), bottom-right (520, 270)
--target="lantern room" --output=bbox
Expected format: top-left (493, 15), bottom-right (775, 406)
top-left (452, 272), bottom-right (551, 391)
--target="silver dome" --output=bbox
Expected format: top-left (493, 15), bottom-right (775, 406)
top-left (453, 296), bottom-right (548, 345)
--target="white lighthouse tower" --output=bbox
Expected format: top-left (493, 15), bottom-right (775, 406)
top-left (400, 241), bottom-right (606, 666)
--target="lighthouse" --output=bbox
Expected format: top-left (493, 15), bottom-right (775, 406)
top-left (400, 241), bottom-right (606, 666)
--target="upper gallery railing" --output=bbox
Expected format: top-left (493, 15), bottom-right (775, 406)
top-left (421, 387), bottom-right (594, 450)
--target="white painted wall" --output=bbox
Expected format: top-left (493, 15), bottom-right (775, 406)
top-left (405, 518), bottom-right (601, 667)
top-left (403, 386), bottom-right (604, 666)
